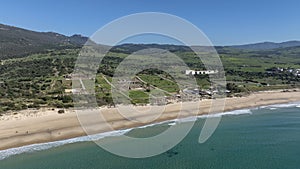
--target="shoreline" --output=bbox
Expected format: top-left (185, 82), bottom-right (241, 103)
top-left (1, 89), bottom-right (300, 151)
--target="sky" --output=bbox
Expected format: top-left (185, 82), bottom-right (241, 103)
top-left (0, 0), bottom-right (300, 45)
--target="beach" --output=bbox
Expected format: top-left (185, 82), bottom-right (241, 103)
top-left (1, 89), bottom-right (300, 150)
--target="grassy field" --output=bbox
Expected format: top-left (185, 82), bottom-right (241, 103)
top-left (138, 74), bottom-right (179, 93)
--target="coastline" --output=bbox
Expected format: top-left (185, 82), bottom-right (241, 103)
top-left (1, 89), bottom-right (300, 151)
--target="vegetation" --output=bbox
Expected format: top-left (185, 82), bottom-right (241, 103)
top-left (1, 39), bottom-right (300, 113)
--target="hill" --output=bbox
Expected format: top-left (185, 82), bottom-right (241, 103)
top-left (229, 41), bottom-right (300, 50)
top-left (0, 24), bottom-right (92, 59)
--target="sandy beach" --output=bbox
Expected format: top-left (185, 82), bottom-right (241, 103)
top-left (1, 89), bottom-right (300, 150)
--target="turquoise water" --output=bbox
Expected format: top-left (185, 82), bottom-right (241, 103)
top-left (1, 104), bottom-right (300, 169)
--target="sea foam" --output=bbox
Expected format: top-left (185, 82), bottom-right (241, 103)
top-left (260, 102), bottom-right (300, 109)
top-left (198, 109), bottom-right (252, 119)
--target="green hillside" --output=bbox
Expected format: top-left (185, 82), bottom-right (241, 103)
top-left (1, 44), bottom-right (300, 113)
top-left (0, 24), bottom-right (93, 60)
top-left (1, 24), bottom-right (300, 113)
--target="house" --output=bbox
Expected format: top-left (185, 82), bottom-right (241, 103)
top-left (185, 70), bottom-right (218, 75)
top-left (65, 88), bottom-right (81, 94)
top-left (118, 78), bottom-right (144, 90)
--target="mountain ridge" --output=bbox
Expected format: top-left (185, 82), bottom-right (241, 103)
top-left (1, 23), bottom-right (300, 59)
top-left (228, 41), bottom-right (300, 50)
top-left (0, 23), bottom-right (93, 59)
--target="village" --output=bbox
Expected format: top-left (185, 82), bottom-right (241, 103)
top-left (266, 67), bottom-right (300, 76)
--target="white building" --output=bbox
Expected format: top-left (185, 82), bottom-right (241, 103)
top-left (185, 70), bottom-right (218, 75)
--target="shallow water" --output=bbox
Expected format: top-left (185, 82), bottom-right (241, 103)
top-left (1, 105), bottom-right (300, 169)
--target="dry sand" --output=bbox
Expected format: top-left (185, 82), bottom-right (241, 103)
top-left (1, 89), bottom-right (300, 150)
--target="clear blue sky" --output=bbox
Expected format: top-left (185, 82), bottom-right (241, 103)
top-left (1, 0), bottom-right (300, 45)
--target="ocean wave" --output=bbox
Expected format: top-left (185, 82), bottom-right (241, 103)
top-left (136, 120), bottom-right (172, 129)
top-left (198, 109), bottom-right (252, 118)
top-left (0, 129), bottom-right (131, 161)
top-left (168, 122), bottom-right (177, 126)
top-left (260, 102), bottom-right (300, 109)
top-left (135, 116), bottom-right (199, 128)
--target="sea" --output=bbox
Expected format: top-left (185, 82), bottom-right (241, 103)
top-left (1, 103), bottom-right (300, 169)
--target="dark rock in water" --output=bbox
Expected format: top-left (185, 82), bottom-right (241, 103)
top-left (166, 150), bottom-right (179, 157)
